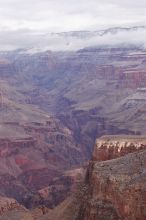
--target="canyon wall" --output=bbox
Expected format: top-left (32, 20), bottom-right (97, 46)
top-left (1, 46), bottom-right (146, 216)
top-left (77, 135), bottom-right (146, 220)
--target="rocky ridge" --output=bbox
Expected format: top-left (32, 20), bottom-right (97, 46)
top-left (1, 135), bottom-right (146, 220)
top-left (76, 135), bottom-right (146, 220)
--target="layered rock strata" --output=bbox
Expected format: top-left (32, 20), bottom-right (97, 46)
top-left (77, 135), bottom-right (146, 220)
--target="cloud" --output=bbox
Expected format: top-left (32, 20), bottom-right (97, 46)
top-left (0, 26), bottom-right (146, 51)
top-left (0, 0), bottom-right (146, 31)
top-left (0, 0), bottom-right (146, 50)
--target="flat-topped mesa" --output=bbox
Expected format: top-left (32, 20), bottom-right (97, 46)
top-left (93, 135), bottom-right (146, 161)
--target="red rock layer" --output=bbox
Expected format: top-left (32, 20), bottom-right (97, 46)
top-left (76, 135), bottom-right (146, 220)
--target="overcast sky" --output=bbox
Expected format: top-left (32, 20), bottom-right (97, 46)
top-left (0, 0), bottom-right (146, 32)
top-left (0, 0), bottom-right (146, 50)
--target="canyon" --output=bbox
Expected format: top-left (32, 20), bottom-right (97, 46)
top-left (0, 37), bottom-right (146, 219)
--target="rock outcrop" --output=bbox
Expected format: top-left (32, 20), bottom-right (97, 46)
top-left (0, 196), bottom-right (22, 215)
top-left (77, 135), bottom-right (146, 220)
top-left (93, 135), bottom-right (146, 161)
top-left (0, 196), bottom-right (33, 220)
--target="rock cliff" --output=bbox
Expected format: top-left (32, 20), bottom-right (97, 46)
top-left (76, 135), bottom-right (146, 220)
top-left (0, 119), bottom-right (85, 209)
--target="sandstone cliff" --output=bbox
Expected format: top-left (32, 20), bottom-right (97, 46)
top-left (77, 135), bottom-right (146, 220)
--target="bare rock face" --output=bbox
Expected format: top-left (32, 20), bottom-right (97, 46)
top-left (39, 168), bottom-right (86, 220)
top-left (0, 196), bottom-right (33, 220)
top-left (22, 167), bottom-right (85, 215)
top-left (0, 115), bottom-right (86, 211)
top-left (93, 135), bottom-right (146, 161)
top-left (0, 210), bottom-right (33, 220)
top-left (40, 196), bottom-right (80, 220)
top-left (77, 135), bottom-right (146, 220)
top-left (0, 196), bottom-right (22, 215)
